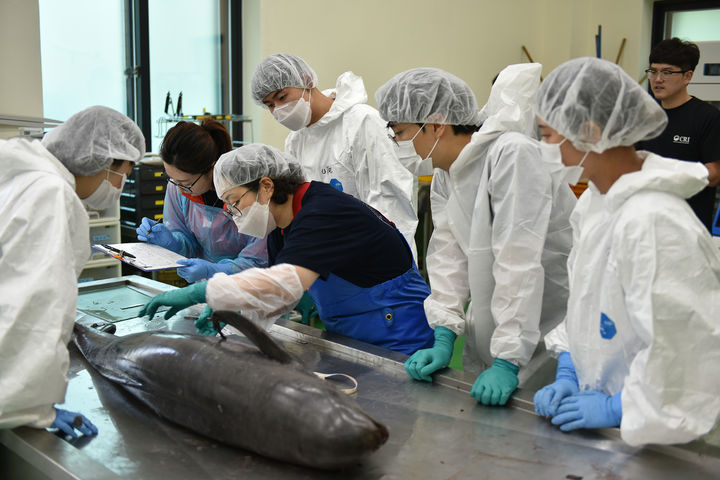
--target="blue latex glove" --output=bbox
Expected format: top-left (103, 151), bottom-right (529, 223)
top-left (404, 326), bottom-right (456, 382)
top-left (50, 408), bottom-right (98, 439)
top-left (534, 351), bottom-right (579, 417)
top-left (136, 217), bottom-right (182, 252)
top-left (470, 358), bottom-right (520, 406)
top-left (194, 305), bottom-right (226, 336)
top-left (552, 390), bottom-right (622, 432)
top-left (139, 281), bottom-right (207, 320)
top-left (176, 258), bottom-right (233, 283)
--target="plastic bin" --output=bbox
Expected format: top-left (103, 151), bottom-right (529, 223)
top-left (79, 260), bottom-right (121, 283)
top-left (89, 223), bottom-right (120, 260)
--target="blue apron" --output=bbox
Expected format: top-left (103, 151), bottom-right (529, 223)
top-left (307, 263), bottom-right (434, 355)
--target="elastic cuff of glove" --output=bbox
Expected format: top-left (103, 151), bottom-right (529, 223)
top-left (556, 351), bottom-right (578, 383)
top-left (493, 358), bottom-right (519, 375)
top-left (557, 351), bottom-right (573, 368)
top-left (215, 262), bottom-right (235, 275)
top-left (189, 281), bottom-right (208, 303)
top-left (610, 391), bottom-right (623, 424)
top-left (434, 326), bottom-right (457, 347)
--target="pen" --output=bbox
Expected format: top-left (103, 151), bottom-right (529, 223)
top-left (148, 218), bottom-right (162, 233)
top-left (101, 244), bottom-right (136, 259)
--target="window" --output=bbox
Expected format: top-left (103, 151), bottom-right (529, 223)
top-left (667, 8), bottom-right (720, 41)
top-left (38, 0), bottom-right (126, 122)
top-left (651, 1), bottom-right (720, 45)
top-left (38, 0), bottom-right (235, 154)
top-left (148, 1), bottom-right (222, 153)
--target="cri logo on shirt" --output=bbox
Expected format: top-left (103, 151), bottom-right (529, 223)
top-left (673, 135), bottom-right (691, 144)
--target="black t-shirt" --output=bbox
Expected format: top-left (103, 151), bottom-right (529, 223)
top-left (201, 188), bottom-right (223, 208)
top-left (267, 182), bottom-right (412, 288)
top-left (636, 96), bottom-right (720, 230)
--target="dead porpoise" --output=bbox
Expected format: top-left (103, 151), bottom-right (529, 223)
top-left (72, 310), bottom-right (389, 470)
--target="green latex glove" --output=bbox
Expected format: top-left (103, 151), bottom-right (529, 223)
top-left (470, 358), bottom-right (519, 406)
top-left (404, 326), bottom-right (457, 382)
top-left (194, 304), bottom-right (226, 336)
top-left (139, 281), bottom-right (208, 320)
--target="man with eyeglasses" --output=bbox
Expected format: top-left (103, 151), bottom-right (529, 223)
top-left (637, 37), bottom-right (720, 231)
top-left (375, 65), bottom-right (576, 407)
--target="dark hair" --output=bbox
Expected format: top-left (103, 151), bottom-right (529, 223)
top-left (415, 123), bottom-right (479, 135)
top-left (243, 170), bottom-right (306, 205)
top-left (649, 37), bottom-right (700, 72)
top-left (160, 119), bottom-right (232, 174)
top-left (449, 124), bottom-right (480, 135)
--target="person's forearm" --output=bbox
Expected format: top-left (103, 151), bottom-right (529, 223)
top-left (705, 161), bottom-right (720, 187)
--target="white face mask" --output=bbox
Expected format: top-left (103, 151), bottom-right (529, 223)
top-left (564, 150), bottom-right (590, 185)
top-left (82, 170), bottom-right (126, 210)
top-left (232, 199), bottom-right (277, 239)
top-left (272, 90), bottom-right (312, 131)
top-left (394, 124), bottom-right (437, 176)
top-left (539, 139), bottom-right (587, 186)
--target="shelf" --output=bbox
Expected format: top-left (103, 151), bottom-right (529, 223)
top-left (155, 113), bottom-right (253, 142)
top-left (84, 199), bottom-right (121, 277)
top-left (84, 256), bottom-right (121, 269)
top-left (85, 201), bottom-right (120, 223)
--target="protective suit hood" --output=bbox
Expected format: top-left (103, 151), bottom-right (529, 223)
top-left (311, 71), bottom-right (368, 128)
top-left (603, 151), bottom-right (709, 212)
top-left (0, 138), bottom-right (75, 189)
top-left (478, 62), bottom-right (541, 137)
top-left (450, 63), bottom-right (542, 182)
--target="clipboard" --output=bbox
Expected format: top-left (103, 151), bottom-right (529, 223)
top-left (93, 243), bottom-right (187, 271)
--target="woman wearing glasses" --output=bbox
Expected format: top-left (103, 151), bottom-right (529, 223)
top-left (136, 119), bottom-right (267, 283)
top-left (140, 143), bottom-right (434, 354)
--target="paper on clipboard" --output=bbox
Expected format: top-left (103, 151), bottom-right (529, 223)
top-left (93, 243), bottom-right (187, 271)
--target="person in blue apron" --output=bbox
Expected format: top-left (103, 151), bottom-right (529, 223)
top-left (141, 143), bottom-right (434, 355)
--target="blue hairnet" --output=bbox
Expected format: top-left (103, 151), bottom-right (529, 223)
top-left (250, 53), bottom-right (318, 107)
top-left (42, 105), bottom-right (145, 176)
top-left (214, 143), bottom-right (304, 197)
top-left (375, 67), bottom-right (482, 125)
top-left (536, 57), bottom-right (668, 153)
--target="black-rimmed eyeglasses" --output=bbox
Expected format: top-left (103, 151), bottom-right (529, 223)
top-left (223, 190), bottom-right (252, 219)
top-left (645, 68), bottom-right (687, 80)
top-left (167, 172), bottom-right (205, 194)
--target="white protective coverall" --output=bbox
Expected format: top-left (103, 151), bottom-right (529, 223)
top-left (284, 72), bottom-right (418, 258)
top-left (424, 63), bottom-right (576, 374)
top-left (544, 152), bottom-right (720, 446)
top-left (0, 138), bottom-right (90, 428)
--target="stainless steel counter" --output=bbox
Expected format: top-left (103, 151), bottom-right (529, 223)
top-left (2, 276), bottom-right (719, 479)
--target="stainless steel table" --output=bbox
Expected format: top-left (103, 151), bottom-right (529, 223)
top-left (2, 276), bottom-right (719, 479)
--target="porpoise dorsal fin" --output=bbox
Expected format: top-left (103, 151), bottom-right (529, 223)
top-left (212, 310), bottom-right (297, 365)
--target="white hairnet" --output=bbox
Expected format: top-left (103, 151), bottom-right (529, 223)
top-left (375, 67), bottom-right (482, 125)
top-left (536, 57), bottom-right (668, 153)
top-left (41, 105), bottom-right (145, 176)
top-left (213, 143), bottom-right (304, 198)
top-left (250, 53), bottom-right (318, 107)
top-left (479, 63), bottom-right (542, 138)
